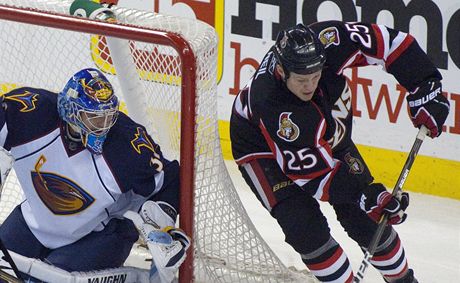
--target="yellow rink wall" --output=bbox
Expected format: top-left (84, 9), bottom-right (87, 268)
top-left (218, 120), bottom-right (460, 201)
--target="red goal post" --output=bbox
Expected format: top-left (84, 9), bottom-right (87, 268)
top-left (0, 1), bottom-right (314, 282)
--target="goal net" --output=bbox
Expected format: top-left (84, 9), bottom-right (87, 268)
top-left (0, 1), bottom-right (314, 282)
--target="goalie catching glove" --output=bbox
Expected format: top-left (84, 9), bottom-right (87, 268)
top-left (359, 183), bottom-right (409, 225)
top-left (406, 79), bottom-right (449, 138)
top-left (126, 201), bottom-right (190, 283)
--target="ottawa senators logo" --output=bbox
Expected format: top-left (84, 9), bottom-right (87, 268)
top-left (319, 27), bottom-right (340, 48)
top-left (277, 112), bottom-right (300, 142)
top-left (344, 153), bottom-right (364, 174)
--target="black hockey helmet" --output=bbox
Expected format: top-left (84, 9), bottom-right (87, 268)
top-left (274, 23), bottom-right (326, 76)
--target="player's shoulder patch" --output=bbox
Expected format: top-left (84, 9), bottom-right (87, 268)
top-left (4, 87), bottom-right (57, 113)
top-left (318, 26), bottom-right (340, 49)
top-left (2, 87), bottom-right (60, 148)
top-left (103, 113), bottom-right (164, 193)
top-left (130, 125), bottom-right (157, 155)
top-left (107, 113), bottom-right (159, 158)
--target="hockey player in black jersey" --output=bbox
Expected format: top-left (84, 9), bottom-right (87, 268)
top-left (0, 68), bottom-right (189, 282)
top-left (230, 22), bottom-right (449, 283)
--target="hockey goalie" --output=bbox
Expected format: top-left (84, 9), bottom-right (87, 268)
top-left (0, 68), bottom-right (189, 283)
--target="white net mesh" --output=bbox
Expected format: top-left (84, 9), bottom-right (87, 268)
top-left (0, 1), bottom-right (314, 282)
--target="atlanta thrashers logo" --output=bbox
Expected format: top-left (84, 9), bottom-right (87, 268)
top-left (80, 77), bottom-right (113, 102)
top-left (31, 155), bottom-right (94, 215)
top-left (277, 112), bottom-right (300, 142)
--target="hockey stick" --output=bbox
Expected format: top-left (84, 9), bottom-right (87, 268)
top-left (0, 239), bottom-right (23, 283)
top-left (0, 147), bottom-right (23, 283)
top-left (353, 125), bottom-right (429, 283)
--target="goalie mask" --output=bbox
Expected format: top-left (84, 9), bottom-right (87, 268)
top-left (58, 68), bottom-right (119, 154)
top-left (274, 23), bottom-right (326, 77)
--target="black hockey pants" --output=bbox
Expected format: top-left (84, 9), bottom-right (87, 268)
top-left (238, 142), bottom-right (394, 255)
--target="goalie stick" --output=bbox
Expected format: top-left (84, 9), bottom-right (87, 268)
top-left (0, 147), bottom-right (23, 283)
top-left (353, 125), bottom-right (429, 282)
top-left (0, 239), bottom-right (23, 283)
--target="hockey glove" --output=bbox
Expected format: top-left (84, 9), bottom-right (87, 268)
top-left (139, 201), bottom-right (190, 283)
top-left (144, 225), bottom-right (190, 283)
top-left (359, 183), bottom-right (409, 225)
top-left (406, 79), bottom-right (449, 138)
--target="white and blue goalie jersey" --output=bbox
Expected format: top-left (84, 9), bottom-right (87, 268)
top-left (0, 87), bottom-right (178, 249)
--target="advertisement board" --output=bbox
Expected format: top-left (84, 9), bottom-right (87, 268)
top-left (110, 0), bottom-right (460, 199)
top-left (25, 0), bottom-right (460, 198)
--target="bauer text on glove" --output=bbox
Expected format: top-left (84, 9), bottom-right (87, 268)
top-left (406, 79), bottom-right (449, 138)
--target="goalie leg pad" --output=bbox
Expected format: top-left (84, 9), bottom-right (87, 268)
top-left (10, 251), bottom-right (151, 283)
